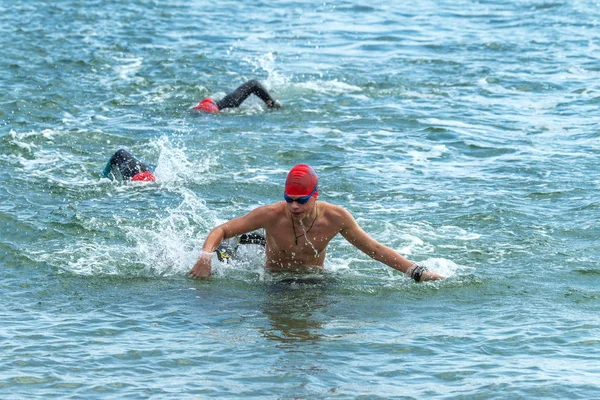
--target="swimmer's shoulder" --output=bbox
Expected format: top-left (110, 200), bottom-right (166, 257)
top-left (316, 201), bottom-right (355, 228)
top-left (246, 202), bottom-right (286, 219)
top-left (317, 201), bottom-right (346, 216)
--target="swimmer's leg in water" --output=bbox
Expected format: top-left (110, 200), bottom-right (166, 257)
top-left (102, 149), bottom-right (155, 181)
top-left (215, 230), bottom-right (266, 262)
top-left (216, 80), bottom-right (281, 110)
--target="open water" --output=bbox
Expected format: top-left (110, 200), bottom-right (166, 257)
top-left (1, 0), bottom-right (599, 398)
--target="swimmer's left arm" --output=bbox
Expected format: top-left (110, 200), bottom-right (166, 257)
top-left (339, 209), bottom-right (444, 281)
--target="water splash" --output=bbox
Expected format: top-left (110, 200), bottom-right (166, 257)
top-left (246, 52), bottom-right (288, 89)
top-left (126, 188), bottom-right (215, 277)
top-left (150, 136), bottom-right (217, 185)
top-left (35, 187), bottom-right (216, 277)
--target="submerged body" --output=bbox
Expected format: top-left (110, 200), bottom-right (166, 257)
top-left (102, 149), bottom-right (156, 182)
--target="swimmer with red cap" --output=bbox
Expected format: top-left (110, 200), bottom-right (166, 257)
top-left (193, 79), bottom-right (281, 113)
top-left (102, 149), bottom-right (156, 182)
top-left (189, 164), bottom-right (445, 282)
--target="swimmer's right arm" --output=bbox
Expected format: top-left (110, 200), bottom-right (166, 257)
top-left (188, 207), bottom-right (270, 279)
top-left (188, 225), bottom-right (227, 279)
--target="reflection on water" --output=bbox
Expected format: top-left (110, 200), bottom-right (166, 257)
top-left (259, 274), bottom-right (337, 344)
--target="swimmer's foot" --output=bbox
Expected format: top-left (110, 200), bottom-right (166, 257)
top-left (215, 246), bottom-right (236, 263)
top-left (239, 232), bottom-right (267, 246)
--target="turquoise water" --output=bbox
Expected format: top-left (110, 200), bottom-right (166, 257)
top-left (1, 0), bottom-right (599, 398)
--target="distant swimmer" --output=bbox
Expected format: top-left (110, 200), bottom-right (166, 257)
top-left (102, 149), bottom-right (156, 182)
top-left (189, 164), bottom-right (445, 282)
top-left (193, 79), bottom-right (281, 113)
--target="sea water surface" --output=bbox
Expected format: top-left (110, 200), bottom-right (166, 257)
top-left (1, 0), bottom-right (599, 398)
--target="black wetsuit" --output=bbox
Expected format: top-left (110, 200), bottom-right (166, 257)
top-left (102, 149), bottom-right (155, 181)
top-left (216, 80), bottom-right (280, 110)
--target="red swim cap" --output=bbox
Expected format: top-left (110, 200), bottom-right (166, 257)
top-left (131, 171), bottom-right (156, 182)
top-left (285, 164), bottom-right (318, 198)
top-left (193, 98), bottom-right (219, 114)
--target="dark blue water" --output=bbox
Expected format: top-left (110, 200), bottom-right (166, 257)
top-left (1, 0), bottom-right (599, 398)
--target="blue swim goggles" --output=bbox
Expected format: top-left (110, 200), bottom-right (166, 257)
top-left (284, 186), bottom-right (317, 205)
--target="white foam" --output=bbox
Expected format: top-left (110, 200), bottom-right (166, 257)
top-left (12, 141), bottom-right (38, 153)
top-left (63, 187), bottom-right (215, 277)
top-left (418, 118), bottom-right (490, 135)
top-left (112, 55), bottom-right (144, 81)
top-left (437, 225), bottom-right (482, 241)
top-left (17, 150), bottom-right (68, 171)
top-left (419, 257), bottom-right (474, 279)
top-left (292, 79), bottom-right (362, 95)
top-left (323, 256), bottom-right (353, 275)
top-left (151, 137), bottom-right (195, 182)
top-left (405, 143), bottom-right (450, 165)
top-left (244, 52), bottom-right (288, 89)
top-left (139, 84), bottom-right (178, 105)
top-left (9, 128), bottom-right (61, 142)
top-left (304, 127), bottom-right (344, 135)
top-left (50, 243), bottom-right (125, 276)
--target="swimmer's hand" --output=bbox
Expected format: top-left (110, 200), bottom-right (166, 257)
top-left (188, 251), bottom-right (212, 279)
top-left (406, 263), bottom-right (445, 282)
top-left (267, 100), bottom-right (282, 109)
top-left (422, 270), bottom-right (445, 281)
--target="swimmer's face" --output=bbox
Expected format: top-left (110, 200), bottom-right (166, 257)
top-left (284, 188), bottom-right (317, 220)
top-left (286, 196), bottom-right (315, 220)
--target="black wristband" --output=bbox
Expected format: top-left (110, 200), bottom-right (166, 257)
top-left (410, 264), bottom-right (428, 282)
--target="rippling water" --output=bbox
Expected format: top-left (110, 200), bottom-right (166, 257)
top-left (1, 0), bottom-right (599, 398)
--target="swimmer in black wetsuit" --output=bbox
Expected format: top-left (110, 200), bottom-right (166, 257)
top-left (193, 80), bottom-right (281, 113)
top-left (102, 149), bottom-right (156, 182)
